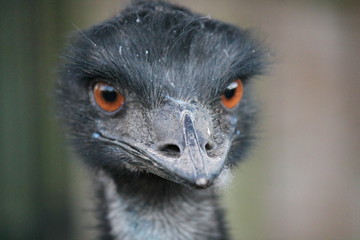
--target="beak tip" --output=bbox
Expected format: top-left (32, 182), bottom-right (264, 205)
top-left (196, 177), bottom-right (207, 186)
top-left (194, 177), bottom-right (213, 188)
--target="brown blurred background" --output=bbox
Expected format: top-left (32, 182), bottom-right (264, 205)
top-left (0, 0), bottom-right (359, 239)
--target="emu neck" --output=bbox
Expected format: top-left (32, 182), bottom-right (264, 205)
top-left (96, 171), bottom-right (228, 240)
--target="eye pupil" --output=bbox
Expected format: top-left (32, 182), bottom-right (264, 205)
top-left (102, 89), bottom-right (117, 102)
top-left (224, 88), bottom-right (236, 99)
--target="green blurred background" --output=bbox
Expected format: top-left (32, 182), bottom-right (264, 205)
top-left (1, 0), bottom-right (359, 239)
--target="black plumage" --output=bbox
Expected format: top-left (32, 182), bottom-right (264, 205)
top-left (56, 1), bottom-right (267, 239)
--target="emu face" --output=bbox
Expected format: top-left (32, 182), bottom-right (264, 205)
top-left (57, 2), bottom-right (265, 188)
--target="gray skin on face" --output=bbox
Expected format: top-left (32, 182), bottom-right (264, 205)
top-left (93, 92), bottom-right (236, 188)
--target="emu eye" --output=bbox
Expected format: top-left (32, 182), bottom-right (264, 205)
top-left (221, 79), bottom-right (243, 109)
top-left (93, 82), bottom-right (125, 112)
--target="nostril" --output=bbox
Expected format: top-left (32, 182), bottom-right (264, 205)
top-left (204, 142), bottom-right (216, 157)
top-left (159, 144), bottom-right (181, 158)
top-left (205, 142), bottom-right (214, 151)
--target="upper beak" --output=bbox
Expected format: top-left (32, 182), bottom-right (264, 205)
top-left (149, 101), bottom-right (229, 188)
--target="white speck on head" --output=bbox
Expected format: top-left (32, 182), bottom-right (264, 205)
top-left (223, 49), bottom-right (229, 58)
top-left (136, 18), bottom-right (140, 23)
top-left (145, 50), bottom-right (149, 55)
top-left (118, 45), bottom-right (122, 55)
top-left (170, 82), bottom-right (175, 88)
top-left (207, 127), bottom-right (211, 136)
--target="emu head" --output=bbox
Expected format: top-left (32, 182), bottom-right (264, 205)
top-left (56, 2), bottom-right (266, 188)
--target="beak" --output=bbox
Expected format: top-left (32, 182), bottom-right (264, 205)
top-left (93, 100), bottom-right (230, 189)
top-left (149, 101), bottom-right (229, 188)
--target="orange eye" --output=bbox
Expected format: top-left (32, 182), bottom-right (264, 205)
top-left (221, 79), bottom-right (243, 109)
top-left (93, 82), bottom-right (125, 112)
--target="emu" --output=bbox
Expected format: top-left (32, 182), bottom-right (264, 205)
top-left (56, 1), bottom-right (266, 239)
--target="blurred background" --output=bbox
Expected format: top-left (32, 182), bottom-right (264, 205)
top-left (0, 0), bottom-right (359, 239)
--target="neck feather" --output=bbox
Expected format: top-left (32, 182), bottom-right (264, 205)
top-left (94, 170), bottom-right (229, 240)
